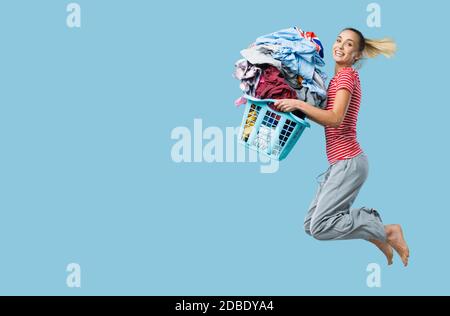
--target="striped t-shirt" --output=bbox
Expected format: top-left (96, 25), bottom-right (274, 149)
top-left (325, 67), bottom-right (363, 165)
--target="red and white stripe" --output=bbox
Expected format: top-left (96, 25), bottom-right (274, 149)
top-left (325, 67), bottom-right (363, 165)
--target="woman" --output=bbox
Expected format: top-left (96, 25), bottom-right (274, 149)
top-left (274, 28), bottom-right (410, 267)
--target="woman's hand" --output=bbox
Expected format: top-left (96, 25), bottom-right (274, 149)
top-left (273, 99), bottom-right (301, 113)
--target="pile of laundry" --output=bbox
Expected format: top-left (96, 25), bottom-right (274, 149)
top-left (234, 27), bottom-right (327, 119)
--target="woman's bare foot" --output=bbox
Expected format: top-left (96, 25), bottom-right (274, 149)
top-left (369, 239), bottom-right (393, 265)
top-left (385, 224), bottom-right (410, 267)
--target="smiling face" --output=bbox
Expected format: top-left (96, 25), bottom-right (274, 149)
top-left (332, 30), bottom-right (363, 67)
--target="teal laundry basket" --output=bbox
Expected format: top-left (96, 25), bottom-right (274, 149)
top-left (238, 95), bottom-right (311, 161)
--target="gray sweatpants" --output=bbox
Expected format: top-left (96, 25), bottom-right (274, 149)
top-left (304, 153), bottom-right (387, 242)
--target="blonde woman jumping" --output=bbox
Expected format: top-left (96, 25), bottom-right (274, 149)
top-left (274, 28), bottom-right (410, 267)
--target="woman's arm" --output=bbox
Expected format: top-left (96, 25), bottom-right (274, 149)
top-left (274, 89), bottom-right (352, 128)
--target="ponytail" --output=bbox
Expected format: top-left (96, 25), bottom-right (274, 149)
top-left (364, 38), bottom-right (397, 58)
top-left (342, 28), bottom-right (397, 67)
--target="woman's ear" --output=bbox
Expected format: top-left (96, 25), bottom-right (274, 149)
top-left (353, 51), bottom-right (362, 64)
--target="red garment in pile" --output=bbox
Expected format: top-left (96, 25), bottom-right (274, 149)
top-left (255, 65), bottom-right (305, 118)
top-left (255, 65), bottom-right (297, 100)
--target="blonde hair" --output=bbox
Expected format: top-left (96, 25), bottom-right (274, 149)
top-left (342, 28), bottom-right (397, 67)
top-left (364, 38), bottom-right (397, 58)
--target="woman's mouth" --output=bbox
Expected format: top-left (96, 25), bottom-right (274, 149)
top-left (335, 50), bottom-right (344, 57)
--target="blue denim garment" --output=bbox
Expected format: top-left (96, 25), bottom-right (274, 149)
top-left (255, 27), bottom-right (325, 81)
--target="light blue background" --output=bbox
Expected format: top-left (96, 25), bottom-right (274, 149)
top-left (0, 0), bottom-right (448, 295)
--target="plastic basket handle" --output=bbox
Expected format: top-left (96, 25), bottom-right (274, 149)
top-left (243, 95), bottom-right (310, 127)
